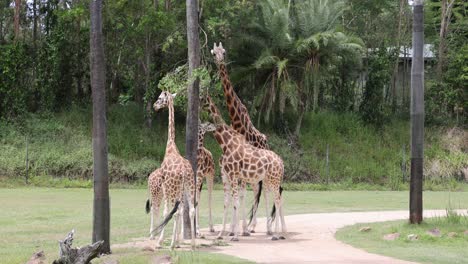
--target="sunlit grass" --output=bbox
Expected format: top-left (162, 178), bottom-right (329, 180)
top-left (1, 188), bottom-right (467, 262)
top-left (336, 210), bottom-right (468, 264)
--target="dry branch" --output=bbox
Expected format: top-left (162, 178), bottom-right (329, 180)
top-left (52, 230), bottom-right (104, 264)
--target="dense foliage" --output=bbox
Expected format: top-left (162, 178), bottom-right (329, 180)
top-left (0, 0), bottom-right (466, 184)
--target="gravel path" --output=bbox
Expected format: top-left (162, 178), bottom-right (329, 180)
top-left (201, 210), bottom-right (459, 264)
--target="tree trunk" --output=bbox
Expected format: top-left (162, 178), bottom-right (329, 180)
top-left (90, 0), bottom-right (110, 253)
top-left (144, 33), bottom-right (153, 128)
top-left (14, 0), bottom-right (20, 41)
top-left (391, 0), bottom-right (406, 112)
top-left (436, 0), bottom-right (454, 78)
top-left (409, 0), bottom-right (424, 225)
top-left (33, 0), bottom-right (38, 49)
top-left (184, 0), bottom-right (200, 239)
top-left (165, 0), bottom-right (171, 11)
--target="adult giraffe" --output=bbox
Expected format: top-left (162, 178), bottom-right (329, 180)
top-left (201, 95), bottom-right (286, 241)
top-left (211, 42), bottom-right (270, 233)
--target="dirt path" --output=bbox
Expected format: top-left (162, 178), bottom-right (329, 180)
top-left (201, 210), bottom-right (458, 264)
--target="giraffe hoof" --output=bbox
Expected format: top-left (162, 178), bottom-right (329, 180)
top-left (230, 237), bottom-right (239, 242)
top-left (216, 236), bottom-right (223, 240)
top-left (241, 232), bottom-right (251, 237)
top-left (267, 231), bottom-right (273, 236)
top-left (249, 230), bottom-right (256, 233)
top-left (229, 232), bottom-right (235, 236)
top-left (271, 236), bottom-right (279, 241)
top-left (279, 236), bottom-right (286, 240)
top-left (209, 228), bottom-right (216, 233)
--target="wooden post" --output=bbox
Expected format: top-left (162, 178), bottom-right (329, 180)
top-left (409, 0), bottom-right (424, 224)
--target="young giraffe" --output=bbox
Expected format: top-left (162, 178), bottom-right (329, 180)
top-left (195, 122), bottom-right (216, 234)
top-left (201, 95), bottom-right (287, 241)
top-left (146, 122), bottom-right (216, 238)
top-left (212, 42), bottom-right (270, 233)
top-left (150, 91), bottom-right (196, 249)
top-left (146, 168), bottom-right (163, 240)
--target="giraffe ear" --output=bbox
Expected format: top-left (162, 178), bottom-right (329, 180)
top-left (219, 42), bottom-right (223, 49)
top-left (171, 93), bottom-right (177, 98)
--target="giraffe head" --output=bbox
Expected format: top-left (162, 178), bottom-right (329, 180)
top-left (153, 91), bottom-right (176, 111)
top-left (200, 122), bottom-right (216, 133)
top-left (211, 42), bottom-right (226, 64)
top-left (200, 94), bottom-right (225, 126)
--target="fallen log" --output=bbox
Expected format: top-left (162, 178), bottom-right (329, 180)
top-left (52, 230), bottom-right (104, 264)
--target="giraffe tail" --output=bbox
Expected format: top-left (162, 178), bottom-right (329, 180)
top-left (145, 199), bottom-right (151, 214)
top-left (151, 201), bottom-right (181, 236)
top-left (248, 181), bottom-right (263, 225)
top-left (270, 185), bottom-right (284, 222)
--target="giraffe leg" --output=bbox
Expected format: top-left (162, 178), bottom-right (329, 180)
top-left (248, 182), bottom-right (259, 233)
top-left (264, 189), bottom-right (273, 236)
top-left (271, 191), bottom-right (281, 241)
top-left (230, 178), bottom-right (240, 241)
top-left (189, 201), bottom-right (196, 249)
top-left (228, 180), bottom-right (237, 236)
top-left (157, 200), bottom-right (169, 248)
top-left (240, 182), bottom-right (250, 236)
top-left (208, 174), bottom-right (215, 233)
top-left (149, 203), bottom-right (160, 240)
top-left (195, 188), bottom-right (201, 237)
top-left (280, 194), bottom-right (287, 237)
top-left (170, 204), bottom-right (181, 249)
top-left (217, 171), bottom-right (230, 239)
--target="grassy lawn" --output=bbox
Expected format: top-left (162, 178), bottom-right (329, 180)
top-left (1, 188), bottom-right (467, 263)
top-left (336, 212), bottom-right (468, 264)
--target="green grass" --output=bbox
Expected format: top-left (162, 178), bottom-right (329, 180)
top-left (1, 106), bottom-right (466, 188)
top-left (93, 247), bottom-right (253, 264)
top-left (336, 211), bottom-right (468, 264)
top-left (1, 188), bottom-right (468, 263)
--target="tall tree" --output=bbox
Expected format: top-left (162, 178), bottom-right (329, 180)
top-left (14, 0), bottom-right (20, 41)
top-left (436, 0), bottom-right (455, 78)
top-left (409, 0), bottom-right (424, 225)
top-left (183, 0), bottom-right (200, 239)
top-left (90, 0), bottom-right (111, 252)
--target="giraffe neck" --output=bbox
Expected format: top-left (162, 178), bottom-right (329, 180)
top-left (166, 95), bottom-right (176, 146)
top-left (206, 96), bottom-right (225, 126)
top-left (218, 63), bottom-right (243, 123)
top-left (198, 129), bottom-right (206, 150)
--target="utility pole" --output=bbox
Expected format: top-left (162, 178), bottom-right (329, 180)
top-left (409, 0), bottom-right (424, 224)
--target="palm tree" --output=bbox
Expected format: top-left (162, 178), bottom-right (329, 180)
top-left (245, 0), bottom-right (362, 135)
top-left (293, 0), bottom-right (362, 113)
top-left (246, 0), bottom-right (297, 125)
top-left (292, 0), bottom-right (363, 133)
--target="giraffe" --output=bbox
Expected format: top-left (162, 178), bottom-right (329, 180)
top-left (211, 42), bottom-right (270, 233)
top-left (201, 95), bottom-right (287, 241)
top-left (146, 168), bottom-right (163, 240)
top-left (146, 122), bottom-right (216, 238)
top-left (149, 91), bottom-right (196, 249)
top-left (195, 122), bottom-right (216, 234)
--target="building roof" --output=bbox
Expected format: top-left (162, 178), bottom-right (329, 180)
top-left (398, 44), bottom-right (435, 59)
